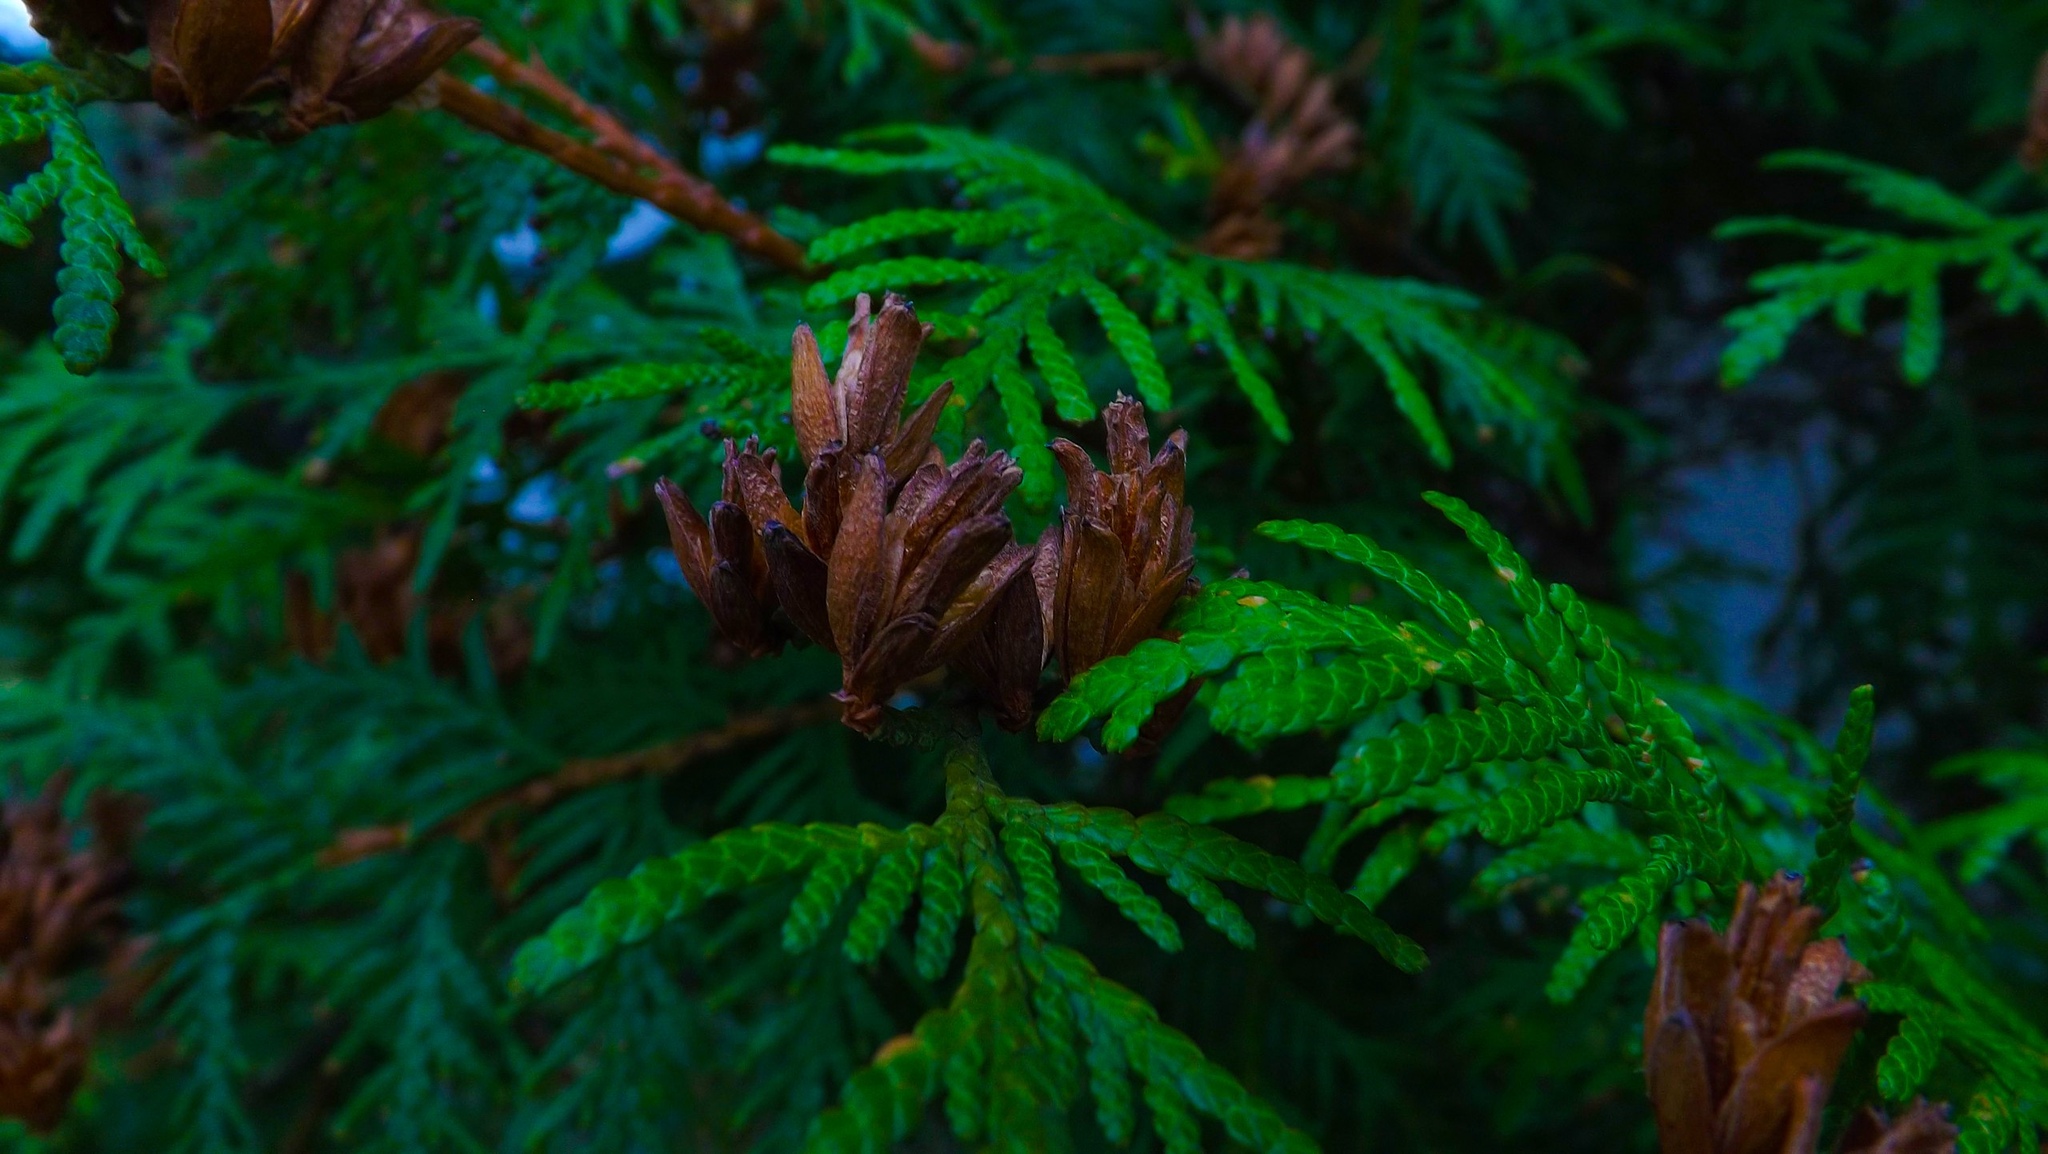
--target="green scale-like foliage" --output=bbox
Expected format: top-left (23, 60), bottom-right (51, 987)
top-left (1822, 794), bottom-right (2048, 1153)
top-left (1852, 947), bottom-right (2048, 1151)
top-left (1, 65), bottom-right (164, 374)
top-left (1807, 683), bottom-right (1874, 912)
top-left (1045, 492), bottom-right (1783, 1000)
top-left (769, 127), bottom-right (1582, 502)
top-left (517, 726), bottom-right (1421, 1152)
top-left (1719, 151), bottom-right (2048, 385)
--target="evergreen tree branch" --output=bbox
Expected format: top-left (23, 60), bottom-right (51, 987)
top-left (318, 700), bottom-right (839, 866)
top-left (433, 42), bottom-right (808, 273)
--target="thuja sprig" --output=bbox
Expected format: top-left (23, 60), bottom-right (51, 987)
top-left (514, 717), bottom-right (1419, 1153)
top-left (773, 126), bottom-right (1582, 499)
top-left (0, 66), bottom-right (164, 375)
top-left (1045, 492), bottom-right (1762, 999)
top-left (511, 289), bottom-right (1428, 1149)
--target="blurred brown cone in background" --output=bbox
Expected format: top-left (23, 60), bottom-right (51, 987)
top-left (1838, 1100), bottom-right (1957, 1154)
top-left (1643, 872), bottom-right (1954, 1154)
top-left (1191, 12), bottom-right (1360, 259)
top-left (0, 778), bottom-right (147, 1134)
top-left (27, 0), bottom-right (480, 138)
top-left (0, 993), bottom-right (89, 1134)
top-left (2021, 49), bottom-right (2048, 171)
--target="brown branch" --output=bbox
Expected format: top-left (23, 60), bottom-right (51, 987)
top-left (319, 700), bottom-right (840, 866)
top-left (434, 41), bottom-right (808, 273)
top-left (905, 32), bottom-right (1173, 78)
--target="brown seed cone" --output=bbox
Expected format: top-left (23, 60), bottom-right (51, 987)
top-left (655, 439), bottom-right (786, 660)
top-left (2023, 49), bottom-right (2048, 171)
top-left (1838, 1099), bottom-right (1957, 1154)
top-left (31, 0), bottom-right (478, 139)
top-left (761, 294), bottom-right (1033, 731)
top-left (0, 1004), bottom-right (89, 1134)
top-left (1190, 12), bottom-right (1360, 259)
top-left (954, 556), bottom-right (1046, 732)
top-left (789, 292), bottom-right (950, 497)
top-left (0, 779), bottom-right (146, 1133)
top-left (0, 780), bottom-right (138, 978)
top-left (1040, 397), bottom-right (1197, 684)
top-left (1644, 871), bottom-right (1899, 1154)
top-left (789, 446), bottom-right (1027, 732)
top-left (669, 298), bottom-right (1205, 734)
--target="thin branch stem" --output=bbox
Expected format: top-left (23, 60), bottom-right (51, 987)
top-left (435, 41), bottom-right (809, 273)
top-left (906, 34), bottom-right (1174, 78)
top-left (320, 700), bottom-right (839, 866)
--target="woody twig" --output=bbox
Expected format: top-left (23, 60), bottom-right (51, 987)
top-left (905, 32), bottom-right (1172, 78)
top-left (435, 40), bottom-right (809, 273)
top-left (320, 700), bottom-right (840, 866)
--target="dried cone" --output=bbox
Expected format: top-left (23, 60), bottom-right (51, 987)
top-left (776, 443), bottom-right (1030, 733)
top-left (0, 783), bottom-right (138, 978)
top-left (766, 295), bottom-right (1030, 731)
top-left (1191, 13), bottom-right (1360, 259)
top-left (1838, 1100), bottom-right (1957, 1154)
top-left (787, 292), bottom-right (952, 493)
top-left (660, 293), bottom-right (1037, 732)
top-left (955, 562), bottom-right (1045, 732)
top-left (1041, 398), bottom-right (1196, 684)
top-left (655, 438), bottom-right (787, 660)
top-left (0, 780), bottom-right (144, 1133)
top-left (27, 0), bottom-right (480, 139)
top-left (2023, 49), bottom-right (2048, 171)
top-left (1644, 872), bottom-right (1879, 1154)
top-left (0, 990), bottom-right (88, 1135)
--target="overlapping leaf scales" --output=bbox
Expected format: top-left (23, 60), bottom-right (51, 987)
top-left (844, 833), bottom-right (925, 964)
top-left (1477, 761), bottom-right (1632, 843)
top-left (1040, 577), bottom-right (1414, 749)
top-left (1054, 835), bottom-right (1180, 952)
top-left (1041, 946), bottom-right (1320, 1154)
top-left (774, 126), bottom-right (1581, 490)
top-left (512, 822), bottom-right (835, 992)
top-left (914, 834), bottom-right (968, 980)
top-left (1257, 518), bottom-right (1483, 637)
top-left (1543, 850), bottom-right (1680, 1002)
top-left (1339, 698), bottom-right (1580, 803)
top-left (1876, 1009), bottom-right (1944, 1101)
top-left (517, 362), bottom-right (751, 409)
top-left (1165, 775), bottom-right (1337, 824)
top-left (1211, 646), bottom-right (1434, 740)
top-left (1, 70), bottom-right (166, 374)
top-left (997, 819), bottom-right (1062, 934)
top-left (802, 1033), bottom-right (937, 1153)
top-left (1808, 684), bottom-right (1874, 910)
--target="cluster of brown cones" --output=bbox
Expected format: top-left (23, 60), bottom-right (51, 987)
top-left (1191, 13), bottom-right (1360, 260)
top-left (0, 779), bottom-right (147, 1133)
top-left (658, 293), bottom-right (1197, 734)
top-left (27, 0), bottom-right (479, 139)
top-left (1645, 872), bottom-right (1956, 1154)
